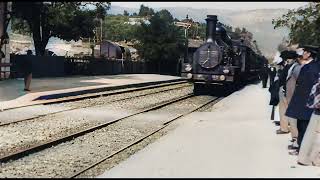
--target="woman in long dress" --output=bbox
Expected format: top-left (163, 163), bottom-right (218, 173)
top-left (297, 72), bottom-right (320, 165)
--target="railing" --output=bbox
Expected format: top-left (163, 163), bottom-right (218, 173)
top-left (64, 57), bottom-right (145, 75)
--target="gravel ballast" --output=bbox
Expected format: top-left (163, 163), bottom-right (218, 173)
top-left (0, 95), bottom-right (215, 178)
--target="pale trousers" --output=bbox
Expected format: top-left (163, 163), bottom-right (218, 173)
top-left (298, 113), bottom-right (320, 166)
top-left (279, 91), bottom-right (289, 132)
top-left (287, 117), bottom-right (299, 139)
top-left (279, 90), bottom-right (299, 138)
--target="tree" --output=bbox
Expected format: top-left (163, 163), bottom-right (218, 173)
top-left (11, 2), bottom-right (110, 56)
top-left (103, 15), bottom-right (138, 42)
top-left (123, 10), bottom-right (129, 16)
top-left (157, 9), bottom-right (173, 23)
top-left (197, 23), bottom-right (206, 40)
top-left (138, 4), bottom-right (155, 17)
top-left (11, 17), bottom-right (31, 35)
top-left (272, 2), bottom-right (320, 45)
top-left (134, 10), bottom-right (185, 73)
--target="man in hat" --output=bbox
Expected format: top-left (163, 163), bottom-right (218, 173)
top-left (268, 64), bottom-right (277, 87)
top-left (23, 50), bottom-right (33, 91)
top-left (285, 48), bottom-right (304, 150)
top-left (276, 50), bottom-right (298, 134)
top-left (286, 45), bottom-right (320, 155)
top-left (261, 56), bottom-right (269, 88)
top-left (269, 55), bottom-right (285, 123)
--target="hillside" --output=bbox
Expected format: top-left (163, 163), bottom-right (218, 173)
top-left (109, 5), bottom-right (290, 57)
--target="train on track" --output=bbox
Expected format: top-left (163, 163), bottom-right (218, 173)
top-left (181, 15), bottom-right (267, 95)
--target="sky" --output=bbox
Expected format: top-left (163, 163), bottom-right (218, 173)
top-left (110, 2), bottom-right (308, 11)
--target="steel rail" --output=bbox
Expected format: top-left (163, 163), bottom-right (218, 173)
top-left (0, 93), bottom-right (194, 164)
top-left (69, 96), bottom-right (224, 178)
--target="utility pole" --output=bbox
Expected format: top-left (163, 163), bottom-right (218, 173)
top-left (184, 15), bottom-right (190, 63)
top-left (100, 18), bottom-right (103, 43)
top-left (173, 15), bottom-right (192, 63)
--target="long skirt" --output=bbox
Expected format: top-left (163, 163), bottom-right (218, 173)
top-left (297, 113), bottom-right (320, 165)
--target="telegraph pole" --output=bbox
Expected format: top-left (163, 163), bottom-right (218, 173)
top-left (174, 15), bottom-right (192, 63)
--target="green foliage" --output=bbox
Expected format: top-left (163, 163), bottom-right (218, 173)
top-left (138, 4), bottom-right (155, 17)
top-left (272, 2), bottom-right (320, 45)
top-left (11, 18), bottom-right (31, 35)
top-left (157, 9), bottom-right (174, 23)
top-left (11, 2), bottom-right (110, 55)
top-left (103, 15), bottom-right (138, 42)
top-left (197, 23), bottom-right (206, 40)
top-left (134, 11), bottom-right (185, 64)
top-left (123, 10), bottom-right (129, 16)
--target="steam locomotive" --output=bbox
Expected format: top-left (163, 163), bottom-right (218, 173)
top-left (181, 15), bottom-right (266, 95)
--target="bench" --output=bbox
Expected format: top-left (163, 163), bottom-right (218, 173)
top-left (0, 62), bottom-right (15, 80)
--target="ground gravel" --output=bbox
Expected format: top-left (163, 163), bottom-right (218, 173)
top-left (0, 85), bottom-right (192, 159)
top-left (0, 95), bottom-right (216, 178)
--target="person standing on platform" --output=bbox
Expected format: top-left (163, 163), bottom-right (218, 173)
top-left (261, 57), bottom-right (269, 88)
top-left (276, 50), bottom-right (297, 135)
top-left (286, 45), bottom-right (320, 156)
top-left (23, 50), bottom-right (33, 91)
top-left (297, 71), bottom-right (320, 166)
top-left (286, 49), bottom-right (304, 150)
top-left (269, 65), bottom-right (277, 88)
top-left (268, 56), bottom-right (283, 121)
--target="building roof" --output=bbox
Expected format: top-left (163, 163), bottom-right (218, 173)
top-left (188, 39), bottom-right (204, 48)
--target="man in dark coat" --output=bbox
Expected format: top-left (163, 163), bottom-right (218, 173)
top-left (23, 50), bottom-right (33, 91)
top-left (278, 50), bottom-right (298, 96)
top-left (261, 56), bottom-right (269, 88)
top-left (269, 65), bottom-right (277, 87)
top-left (275, 50), bottom-right (298, 134)
top-left (285, 45), bottom-right (320, 155)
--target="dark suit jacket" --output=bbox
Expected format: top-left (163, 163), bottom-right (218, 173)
top-left (279, 63), bottom-right (293, 95)
top-left (285, 60), bottom-right (320, 120)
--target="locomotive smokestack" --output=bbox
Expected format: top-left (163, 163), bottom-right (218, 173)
top-left (205, 15), bottom-right (218, 43)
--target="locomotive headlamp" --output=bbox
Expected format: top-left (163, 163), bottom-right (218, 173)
top-left (219, 75), bottom-right (226, 81)
top-left (185, 64), bottom-right (192, 72)
top-left (187, 73), bottom-right (193, 79)
top-left (223, 69), bottom-right (230, 74)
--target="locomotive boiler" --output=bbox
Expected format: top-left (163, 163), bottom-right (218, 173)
top-left (180, 15), bottom-right (264, 95)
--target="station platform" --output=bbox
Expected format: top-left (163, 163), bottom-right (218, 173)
top-left (98, 83), bottom-right (320, 178)
top-left (0, 74), bottom-right (184, 110)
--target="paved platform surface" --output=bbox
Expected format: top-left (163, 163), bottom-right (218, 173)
top-left (98, 83), bottom-right (320, 178)
top-left (0, 74), bottom-right (183, 110)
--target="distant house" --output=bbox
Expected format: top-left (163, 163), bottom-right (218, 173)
top-left (187, 39), bottom-right (204, 61)
top-left (124, 17), bottom-right (150, 25)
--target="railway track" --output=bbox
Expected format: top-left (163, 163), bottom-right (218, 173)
top-left (0, 93), bottom-right (224, 178)
top-left (0, 81), bottom-right (191, 127)
top-left (0, 81), bottom-right (226, 178)
top-left (0, 93), bottom-right (194, 163)
top-left (70, 96), bottom-right (223, 178)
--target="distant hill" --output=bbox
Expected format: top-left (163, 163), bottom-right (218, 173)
top-left (109, 5), bottom-right (290, 57)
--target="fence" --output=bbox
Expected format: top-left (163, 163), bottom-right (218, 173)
top-left (11, 55), bottom-right (65, 78)
top-left (10, 55), bottom-right (181, 78)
